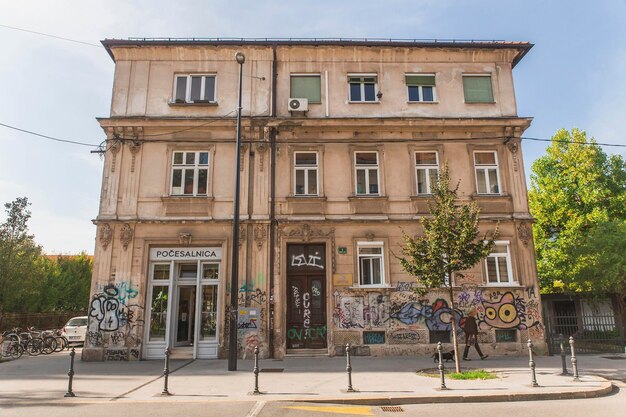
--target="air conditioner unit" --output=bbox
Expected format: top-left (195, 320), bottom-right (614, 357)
top-left (288, 98), bottom-right (308, 112)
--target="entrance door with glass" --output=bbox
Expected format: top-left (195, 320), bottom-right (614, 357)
top-left (144, 247), bottom-right (222, 359)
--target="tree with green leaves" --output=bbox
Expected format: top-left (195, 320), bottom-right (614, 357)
top-left (529, 128), bottom-right (626, 297)
top-left (397, 164), bottom-right (498, 372)
top-left (0, 197), bottom-right (43, 312)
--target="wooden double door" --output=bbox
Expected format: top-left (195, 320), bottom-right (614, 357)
top-left (286, 244), bottom-right (327, 350)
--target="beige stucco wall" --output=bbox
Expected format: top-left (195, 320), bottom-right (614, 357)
top-left (84, 42), bottom-right (544, 362)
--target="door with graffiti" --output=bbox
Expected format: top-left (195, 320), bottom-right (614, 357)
top-left (286, 244), bottom-right (327, 349)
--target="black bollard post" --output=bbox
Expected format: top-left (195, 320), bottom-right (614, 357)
top-left (527, 339), bottom-right (539, 387)
top-left (253, 345), bottom-right (261, 395)
top-left (559, 334), bottom-right (569, 375)
top-left (346, 343), bottom-right (355, 392)
top-left (437, 341), bottom-right (447, 390)
top-left (161, 347), bottom-right (171, 395)
top-left (569, 337), bottom-right (580, 381)
top-left (64, 347), bottom-right (76, 397)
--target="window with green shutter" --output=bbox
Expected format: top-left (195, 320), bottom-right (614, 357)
top-left (463, 75), bottom-right (494, 103)
top-left (406, 74), bottom-right (436, 102)
top-left (290, 75), bottom-right (321, 103)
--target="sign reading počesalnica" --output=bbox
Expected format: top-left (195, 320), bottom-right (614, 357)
top-left (149, 247), bottom-right (222, 261)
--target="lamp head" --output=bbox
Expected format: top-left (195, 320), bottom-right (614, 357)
top-left (235, 52), bottom-right (245, 64)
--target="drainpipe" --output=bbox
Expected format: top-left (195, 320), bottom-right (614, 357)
top-left (267, 43), bottom-right (278, 358)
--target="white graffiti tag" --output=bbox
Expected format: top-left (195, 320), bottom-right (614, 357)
top-left (303, 292), bottom-right (311, 337)
top-left (291, 253), bottom-right (324, 269)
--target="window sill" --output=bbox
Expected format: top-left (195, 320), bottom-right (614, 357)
top-left (162, 195), bottom-right (215, 200)
top-left (407, 101), bottom-right (439, 104)
top-left (349, 195), bottom-right (387, 200)
top-left (464, 101), bottom-right (496, 104)
top-left (350, 285), bottom-right (393, 290)
top-left (484, 282), bottom-right (521, 287)
top-left (168, 101), bottom-right (219, 106)
top-left (287, 195), bottom-right (326, 201)
top-left (348, 101), bottom-right (380, 104)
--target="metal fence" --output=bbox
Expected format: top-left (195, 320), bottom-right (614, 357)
top-left (546, 311), bottom-right (624, 354)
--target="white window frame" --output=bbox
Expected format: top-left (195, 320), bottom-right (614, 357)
top-left (485, 241), bottom-right (513, 285)
top-left (348, 73), bottom-right (379, 103)
top-left (293, 151), bottom-right (319, 196)
top-left (357, 242), bottom-right (386, 287)
top-left (173, 74), bottom-right (217, 103)
top-left (414, 151), bottom-right (439, 195)
top-left (170, 151), bottom-right (210, 196)
top-left (473, 151), bottom-right (501, 195)
top-left (406, 73), bottom-right (437, 102)
top-left (354, 151), bottom-right (380, 196)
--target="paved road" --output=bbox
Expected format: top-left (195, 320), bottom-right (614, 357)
top-left (1, 383), bottom-right (625, 417)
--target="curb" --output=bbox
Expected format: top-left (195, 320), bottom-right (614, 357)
top-left (295, 381), bottom-right (615, 406)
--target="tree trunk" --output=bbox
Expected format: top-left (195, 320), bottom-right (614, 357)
top-left (449, 284), bottom-right (461, 373)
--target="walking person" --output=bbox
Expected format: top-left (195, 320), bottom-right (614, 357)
top-left (463, 308), bottom-right (488, 360)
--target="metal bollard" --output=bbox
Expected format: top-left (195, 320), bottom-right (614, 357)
top-left (161, 347), bottom-right (171, 395)
top-left (64, 347), bottom-right (76, 397)
top-left (437, 341), bottom-right (447, 390)
top-left (569, 337), bottom-right (580, 381)
top-left (253, 345), bottom-right (261, 395)
top-left (346, 343), bottom-right (355, 392)
top-left (527, 339), bottom-right (539, 387)
top-left (559, 334), bottom-right (569, 375)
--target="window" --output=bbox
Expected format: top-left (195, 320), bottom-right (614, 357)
top-left (463, 75), bottom-right (494, 103)
top-left (171, 151), bottom-right (209, 196)
top-left (415, 151), bottom-right (439, 194)
top-left (485, 242), bottom-right (513, 284)
top-left (348, 75), bottom-right (378, 102)
top-left (354, 152), bottom-right (379, 195)
top-left (495, 329), bottom-right (517, 342)
top-left (357, 242), bottom-right (385, 286)
top-left (474, 151), bottom-right (500, 194)
top-left (290, 74), bottom-right (321, 103)
top-left (429, 330), bottom-right (451, 344)
top-left (406, 74), bottom-right (436, 102)
top-left (294, 152), bottom-right (319, 195)
top-left (174, 74), bottom-right (216, 103)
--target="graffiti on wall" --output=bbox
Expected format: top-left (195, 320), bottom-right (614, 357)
top-left (88, 282), bottom-right (144, 353)
top-left (478, 291), bottom-right (542, 331)
top-left (333, 292), bottom-right (390, 329)
top-left (389, 298), bottom-right (465, 332)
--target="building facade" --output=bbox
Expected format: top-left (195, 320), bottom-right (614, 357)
top-left (83, 39), bottom-right (545, 361)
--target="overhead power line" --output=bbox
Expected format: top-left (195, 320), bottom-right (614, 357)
top-left (2, 120), bottom-right (626, 150)
top-left (0, 122), bottom-right (100, 147)
top-left (0, 23), bottom-right (102, 48)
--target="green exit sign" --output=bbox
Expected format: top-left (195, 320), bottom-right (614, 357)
top-left (338, 246), bottom-right (347, 255)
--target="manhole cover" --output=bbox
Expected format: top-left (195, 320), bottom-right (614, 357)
top-left (260, 368), bottom-right (284, 372)
top-left (381, 406), bottom-right (404, 412)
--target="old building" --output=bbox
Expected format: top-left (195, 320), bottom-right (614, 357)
top-left (83, 38), bottom-right (545, 362)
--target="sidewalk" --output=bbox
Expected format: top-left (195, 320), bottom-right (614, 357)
top-left (0, 350), bottom-right (622, 406)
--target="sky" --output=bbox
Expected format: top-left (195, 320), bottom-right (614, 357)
top-left (1, 0), bottom-right (625, 255)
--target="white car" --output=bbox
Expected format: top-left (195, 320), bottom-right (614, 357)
top-left (62, 316), bottom-right (88, 344)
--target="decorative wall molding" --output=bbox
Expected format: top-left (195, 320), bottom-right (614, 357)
top-left (517, 222), bottom-right (532, 246)
top-left (179, 232), bottom-right (192, 246)
top-left (506, 140), bottom-right (520, 172)
top-left (365, 232), bottom-right (375, 241)
top-left (99, 223), bottom-right (113, 250)
top-left (238, 225), bottom-right (246, 247)
top-left (254, 224), bottom-right (267, 250)
top-left (128, 140), bottom-right (142, 173)
top-left (120, 223), bottom-right (134, 251)
top-left (256, 142), bottom-right (268, 172)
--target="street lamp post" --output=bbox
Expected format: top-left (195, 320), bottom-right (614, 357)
top-left (228, 51), bottom-right (245, 371)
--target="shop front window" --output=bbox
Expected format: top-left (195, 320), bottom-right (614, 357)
top-left (200, 285), bottom-right (218, 339)
top-left (149, 286), bottom-right (169, 341)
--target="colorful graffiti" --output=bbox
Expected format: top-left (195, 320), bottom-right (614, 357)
top-left (389, 298), bottom-right (465, 332)
top-left (478, 291), bottom-right (542, 331)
